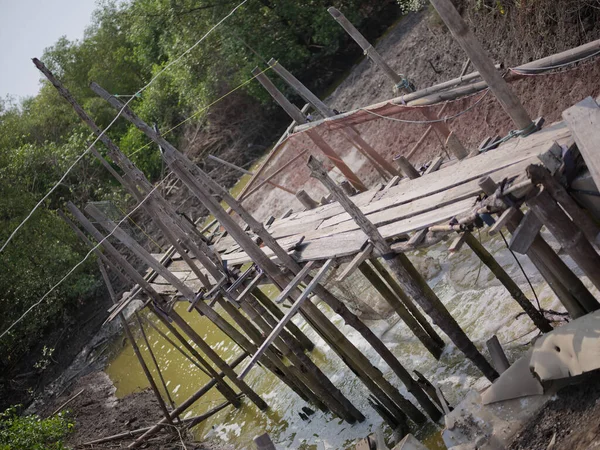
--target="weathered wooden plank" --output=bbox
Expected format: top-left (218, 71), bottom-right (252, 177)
top-left (563, 97), bottom-right (600, 189)
top-left (336, 242), bottom-right (374, 282)
top-left (488, 207), bottom-right (518, 235)
top-left (424, 156), bottom-right (444, 175)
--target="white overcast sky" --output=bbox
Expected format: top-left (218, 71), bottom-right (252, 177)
top-left (0, 0), bottom-right (98, 100)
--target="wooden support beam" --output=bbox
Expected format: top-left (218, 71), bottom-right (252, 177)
top-left (527, 164), bottom-right (600, 245)
top-left (448, 233), bottom-right (466, 253)
top-left (308, 156), bottom-right (498, 382)
top-left (395, 155), bottom-right (421, 179)
top-left (274, 261), bottom-right (316, 304)
top-left (463, 232), bottom-right (553, 333)
top-left (488, 207), bottom-right (518, 235)
top-left (370, 258), bottom-right (445, 348)
top-left (479, 176), bottom-right (594, 318)
top-left (97, 261), bottom-right (175, 430)
top-left (239, 260), bottom-right (334, 379)
top-left (359, 261), bottom-right (443, 359)
top-left (509, 210), bottom-right (543, 254)
top-left (424, 156), bottom-right (444, 175)
top-left (336, 242), bottom-right (374, 282)
top-left (563, 97), bottom-right (600, 189)
top-left (296, 189), bottom-right (319, 210)
top-left (427, 0), bottom-right (533, 131)
top-left (268, 60), bottom-right (399, 179)
top-left (251, 68), bottom-right (367, 191)
top-left (486, 335), bottom-right (510, 374)
top-left (526, 187), bottom-right (600, 296)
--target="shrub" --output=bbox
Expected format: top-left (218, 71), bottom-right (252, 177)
top-left (0, 406), bottom-right (74, 450)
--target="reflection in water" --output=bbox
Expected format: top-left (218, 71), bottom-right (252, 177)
top-left (106, 226), bottom-right (595, 448)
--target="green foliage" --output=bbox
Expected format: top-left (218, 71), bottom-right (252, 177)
top-left (0, 0), bottom-right (400, 381)
top-left (0, 406), bottom-right (74, 450)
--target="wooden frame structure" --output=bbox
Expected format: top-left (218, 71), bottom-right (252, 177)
top-left (32, 2), bottom-right (600, 444)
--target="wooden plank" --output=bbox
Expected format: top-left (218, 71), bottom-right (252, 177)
top-left (448, 233), bottom-right (466, 253)
top-left (238, 259), bottom-right (333, 379)
top-left (274, 261), bottom-right (316, 304)
top-left (336, 242), bottom-right (374, 282)
top-left (488, 207), bottom-right (518, 235)
top-left (383, 175), bottom-right (401, 191)
top-left (509, 210), bottom-right (543, 254)
top-left (424, 156), bottom-right (444, 175)
top-left (563, 97), bottom-right (600, 189)
top-left (297, 198), bottom-right (475, 261)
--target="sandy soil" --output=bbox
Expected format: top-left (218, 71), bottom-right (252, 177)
top-left (243, 10), bottom-right (600, 221)
top-left (509, 375), bottom-right (600, 450)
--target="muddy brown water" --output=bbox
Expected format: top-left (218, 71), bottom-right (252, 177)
top-left (105, 220), bottom-right (593, 448)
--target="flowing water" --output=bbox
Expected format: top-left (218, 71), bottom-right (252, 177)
top-left (105, 220), bottom-right (598, 448)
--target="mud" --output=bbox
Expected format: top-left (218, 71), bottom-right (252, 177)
top-left (509, 375), bottom-right (600, 450)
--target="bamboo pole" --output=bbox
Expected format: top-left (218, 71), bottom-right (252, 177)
top-left (267, 61), bottom-right (399, 178)
top-left (134, 311), bottom-right (177, 410)
top-left (308, 157), bottom-right (498, 382)
top-left (97, 261), bottom-right (175, 429)
top-left (251, 68), bottom-right (367, 191)
top-left (327, 7), bottom-right (468, 159)
top-left (462, 232), bottom-right (553, 332)
top-left (479, 176), bottom-right (596, 317)
top-left (426, 0), bottom-right (533, 131)
top-left (370, 258), bottom-right (444, 347)
top-left (359, 262), bottom-right (443, 359)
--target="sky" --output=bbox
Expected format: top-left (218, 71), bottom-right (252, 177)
top-left (0, 0), bottom-right (98, 101)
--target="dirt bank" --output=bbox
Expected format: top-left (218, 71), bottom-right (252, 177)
top-left (509, 375), bottom-right (600, 450)
top-left (243, 9), bottom-right (600, 221)
top-left (43, 371), bottom-right (232, 449)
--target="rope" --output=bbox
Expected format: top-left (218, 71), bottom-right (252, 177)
top-left (359, 88), bottom-right (491, 124)
top-left (0, 0), bottom-right (248, 254)
top-left (0, 173), bottom-right (173, 341)
top-left (499, 230), bottom-right (543, 311)
top-left (479, 121), bottom-right (537, 153)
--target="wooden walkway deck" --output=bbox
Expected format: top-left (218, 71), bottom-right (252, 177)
top-left (148, 120), bottom-right (571, 295)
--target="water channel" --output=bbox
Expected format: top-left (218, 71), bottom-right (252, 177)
top-left (105, 211), bottom-right (589, 448)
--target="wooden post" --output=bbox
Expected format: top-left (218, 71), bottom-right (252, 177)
top-left (359, 261), bottom-right (443, 359)
top-left (479, 176), bottom-right (594, 317)
top-left (308, 156), bottom-right (498, 382)
top-left (251, 68), bottom-right (367, 191)
top-left (394, 155), bottom-right (421, 179)
top-left (526, 187), bottom-right (600, 294)
top-left (255, 433), bottom-right (277, 450)
top-left (97, 261), bottom-right (175, 429)
top-left (563, 97), bottom-right (600, 191)
top-left (250, 287), bottom-right (315, 352)
top-left (369, 258), bottom-right (444, 348)
top-left (296, 189), bottom-right (319, 210)
top-left (134, 311), bottom-right (177, 410)
top-left (527, 164), bottom-right (600, 245)
top-left (267, 61), bottom-right (400, 178)
top-left (486, 335), bottom-right (510, 374)
top-left (426, 0), bottom-right (533, 131)
top-left (326, 8), bottom-right (468, 159)
top-left (462, 232), bottom-right (553, 332)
